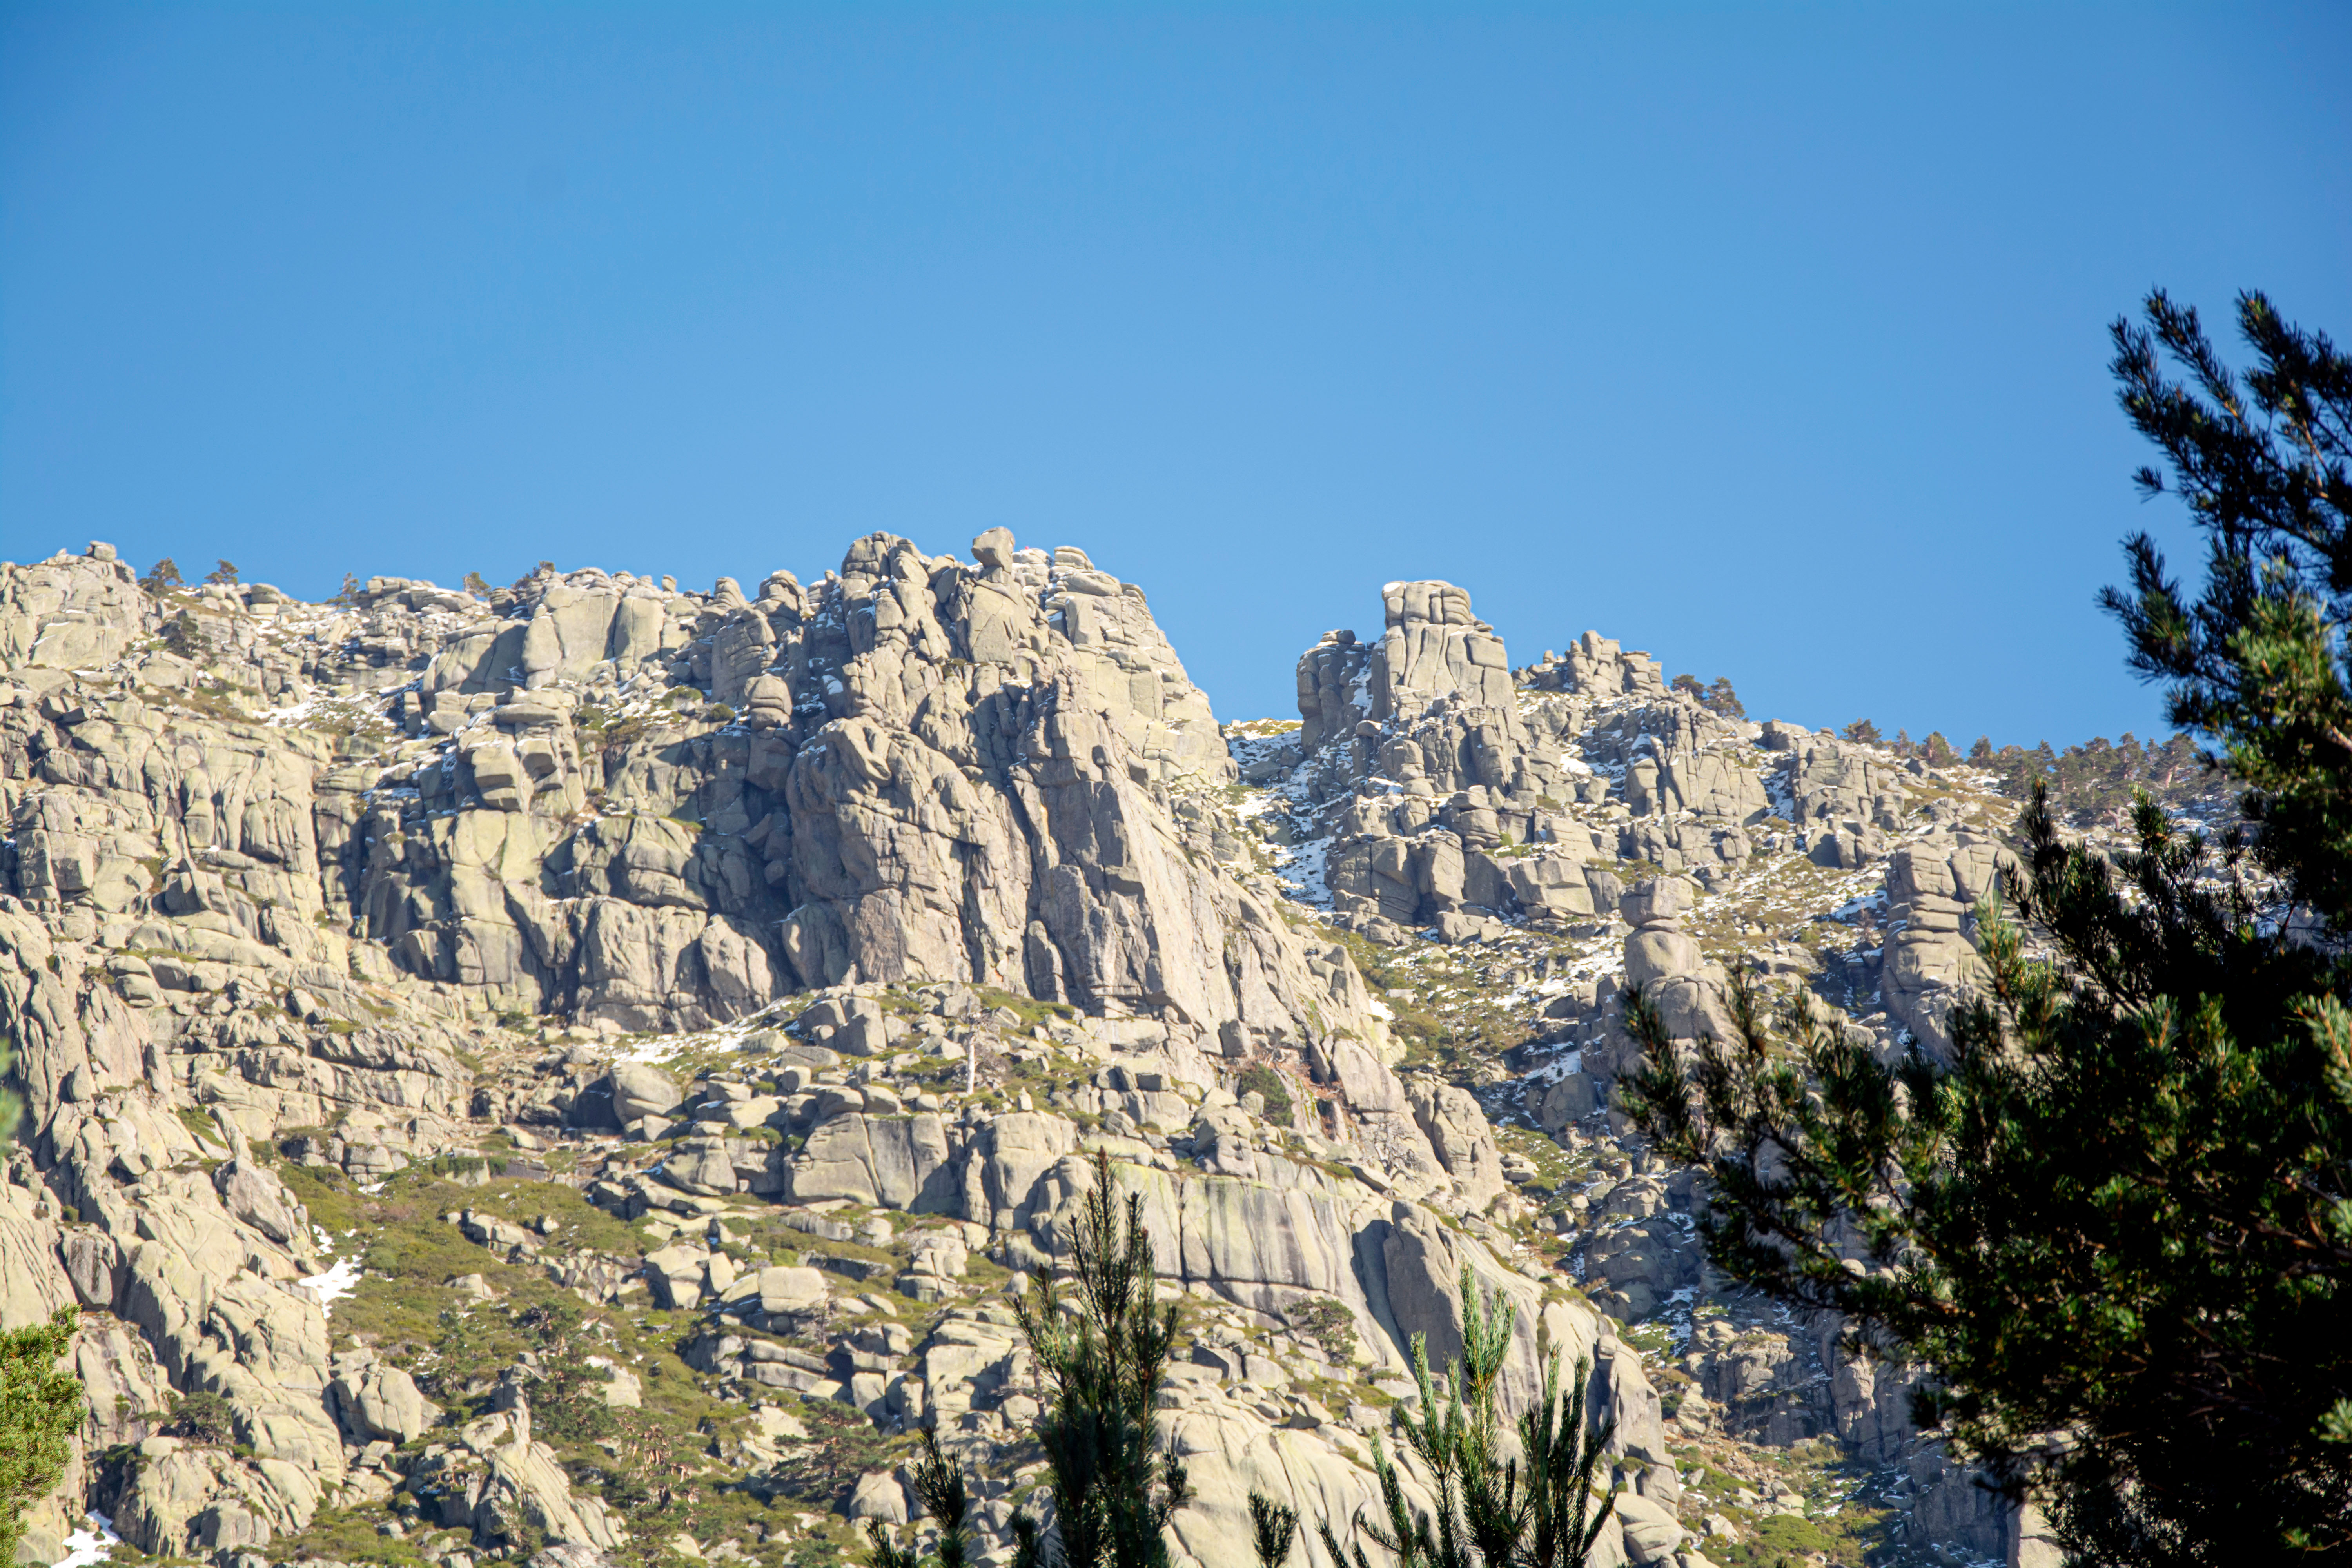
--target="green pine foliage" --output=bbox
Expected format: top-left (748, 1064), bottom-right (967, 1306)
top-left (2104, 289), bottom-right (2352, 925)
top-left (1627, 797), bottom-right (2352, 1559)
top-left (864, 1149), bottom-right (1189, 1568)
top-left (1968, 731), bottom-right (2216, 825)
top-left (163, 1389), bottom-right (236, 1446)
top-left (1009, 1148), bottom-right (1189, 1568)
top-left (136, 557), bottom-right (183, 595)
top-left (869, 1163), bottom-right (1619, 1568)
top-left (1249, 1489), bottom-right (1300, 1568)
top-left (1671, 675), bottom-right (1746, 719)
top-left (0, 1308), bottom-right (85, 1564)
top-left (867, 1428), bottom-right (973, 1568)
top-left (1315, 1266), bottom-right (1617, 1568)
top-left (1623, 290), bottom-right (2352, 1564)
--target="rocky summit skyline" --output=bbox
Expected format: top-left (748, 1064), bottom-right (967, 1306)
top-left (0, 527), bottom-right (2087, 1568)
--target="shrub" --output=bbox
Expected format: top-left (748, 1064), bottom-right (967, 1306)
top-left (1236, 1063), bottom-right (1293, 1124)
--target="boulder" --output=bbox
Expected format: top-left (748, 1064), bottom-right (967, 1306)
top-left (757, 1266), bottom-right (828, 1315)
top-left (848, 1470), bottom-right (909, 1523)
top-left (1619, 877), bottom-right (1693, 927)
top-left (1624, 927), bottom-right (1701, 989)
top-left (611, 1063), bottom-right (684, 1123)
top-left (970, 527), bottom-right (1016, 571)
top-left (328, 1352), bottom-right (443, 1444)
top-left (644, 1245), bottom-right (711, 1310)
top-left (1613, 1490), bottom-right (1686, 1564)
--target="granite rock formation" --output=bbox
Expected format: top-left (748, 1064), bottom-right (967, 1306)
top-left (0, 535), bottom-right (2043, 1568)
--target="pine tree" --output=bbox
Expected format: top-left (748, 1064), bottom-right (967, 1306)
top-left (866, 1427), bottom-right (972, 1568)
top-left (137, 557), bottom-right (182, 595)
top-left (870, 1171), bottom-right (1619, 1568)
top-left (0, 1308), bottom-right (83, 1564)
top-left (1009, 1149), bottom-right (1188, 1568)
top-left (1624, 291), bottom-right (2352, 1563)
top-left (2104, 289), bottom-right (2352, 925)
top-left (204, 558), bottom-right (239, 586)
top-left (1314, 1267), bottom-right (1617, 1568)
top-left (1248, 1490), bottom-right (1299, 1568)
top-left (867, 1150), bottom-right (1187, 1568)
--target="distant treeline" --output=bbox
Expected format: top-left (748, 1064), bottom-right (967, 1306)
top-left (1843, 719), bottom-right (2224, 825)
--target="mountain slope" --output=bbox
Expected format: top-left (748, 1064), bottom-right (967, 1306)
top-left (0, 534), bottom-right (2062, 1568)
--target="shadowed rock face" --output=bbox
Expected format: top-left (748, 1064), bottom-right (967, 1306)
top-left (384, 532), bottom-right (1369, 1048)
top-left (0, 534), bottom-right (1506, 1568)
top-left (0, 537), bottom-right (2021, 1568)
top-left (0, 530), bottom-right (1372, 1051)
top-left (1293, 580), bottom-right (1774, 946)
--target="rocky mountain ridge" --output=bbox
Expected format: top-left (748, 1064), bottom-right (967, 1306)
top-left (0, 532), bottom-right (2060, 1568)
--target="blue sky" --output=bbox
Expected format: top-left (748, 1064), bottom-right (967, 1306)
top-left (4, 4), bottom-right (2347, 744)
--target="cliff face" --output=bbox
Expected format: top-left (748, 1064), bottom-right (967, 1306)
top-left (0, 535), bottom-right (2027, 1568)
top-left (126, 528), bottom-right (1355, 1047)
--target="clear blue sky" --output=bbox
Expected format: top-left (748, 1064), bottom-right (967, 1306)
top-left (5, 4), bottom-right (2347, 746)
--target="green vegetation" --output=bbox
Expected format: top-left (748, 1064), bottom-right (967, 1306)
top-left (1284, 1297), bottom-right (1359, 1365)
top-left (1007, 1150), bottom-right (1189, 1568)
top-left (2105, 289), bottom-right (2352, 928)
top-left (164, 1389), bottom-right (237, 1446)
top-left (0, 1041), bottom-right (24, 1148)
top-left (865, 1428), bottom-right (972, 1568)
top-left (1235, 1063), bottom-right (1294, 1123)
top-left (866, 1152), bottom-right (1187, 1568)
top-left (1314, 1268), bottom-right (1615, 1568)
top-left (770, 1394), bottom-right (902, 1515)
top-left (1627, 291), bottom-right (2352, 1565)
top-left (264, 1153), bottom-right (850, 1568)
top-left (1247, 1490), bottom-right (1300, 1568)
top-left (0, 1308), bottom-right (84, 1564)
top-left (1730, 1513), bottom-right (1837, 1565)
top-left (1670, 673), bottom-right (1745, 719)
top-left (1969, 730), bottom-right (2212, 824)
top-left (971, 985), bottom-right (1077, 1029)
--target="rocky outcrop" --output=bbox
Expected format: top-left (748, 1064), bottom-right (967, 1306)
top-left (0, 546), bottom-right (146, 673)
top-left (1285, 581), bottom-right (1786, 946)
top-left (404, 1405), bottom-right (624, 1553)
top-left (1761, 721), bottom-right (1908, 869)
top-left (1515, 632), bottom-right (1670, 702)
top-left (1882, 831), bottom-right (2013, 1057)
top-left (0, 531), bottom-right (2035, 1568)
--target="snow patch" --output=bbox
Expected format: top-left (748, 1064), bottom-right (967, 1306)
top-left (300, 1256), bottom-right (362, 1315)
top-left (56, 1515), bottom-right (119, 1568)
